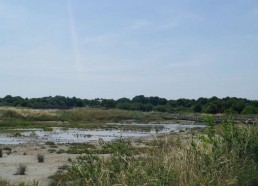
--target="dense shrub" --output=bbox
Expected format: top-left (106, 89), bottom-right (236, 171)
top-left (1, 95), bottom-right (258, 114)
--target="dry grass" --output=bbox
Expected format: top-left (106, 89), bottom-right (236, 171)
top-left (0, 107), bottom-right (58, 116)
top-left (0, 107), bottom-right (176, 126)
top-left (50, 118), bottom-right (258, 186)
top-left (0, 179), bottom-right (10, 186)
top-left (15, 164), bottom-right (27, 175)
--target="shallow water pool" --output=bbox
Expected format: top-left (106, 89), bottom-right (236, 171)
top-left (0, 123), bottom-right (205, 145)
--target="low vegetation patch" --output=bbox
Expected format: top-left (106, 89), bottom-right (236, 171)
top-left (56, 149), bottom-right (66, 154)
top-left (0, 179), bottom-right (9, 186)
top-left (66, 143), bottom-right (96, 154)
top-left (3, 147), bottom-right (12, 151)
top-left (37, 153), bottom-right (44, 163)
top-left (45, 141), bottom-right (55, 146)
top-left (15, 164), bottom-right (27, 175)
top-left (49, 116), bottom-right (258, 185)
top-left (48, 149), bottom-right (56, 153)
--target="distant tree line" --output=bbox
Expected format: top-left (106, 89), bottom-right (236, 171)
top-left (0, 95), bottom-right (258, 114)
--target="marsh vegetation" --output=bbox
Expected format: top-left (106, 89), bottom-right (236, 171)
top-left (0, 107), bottom-right (257, 185)
top-left (50, 117), bottom-right (258, 186)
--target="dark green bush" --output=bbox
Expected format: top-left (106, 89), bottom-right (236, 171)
top-left (37, 153), bottom-right (44, 163)
top-left (15, 164), bottom-right (27, 175)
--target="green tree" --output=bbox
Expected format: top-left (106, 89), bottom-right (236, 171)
top-left (132, 95), bottom-right (149, 104)
top-left (101, 99), bottom-right (116, 109)
top-left (241, 106), bottom-right (258, 115)
top-left (193, 104), bottom-right (202, 113)
top-left (116, 102), bottom-right (131, 110)
top-left (205, 102), bottom-right (221, 114)
top-left (232, 100), bottom-right (246, 114)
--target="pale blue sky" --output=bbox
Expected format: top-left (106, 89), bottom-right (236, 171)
top-left (0, 0), bottom-right (258, 99)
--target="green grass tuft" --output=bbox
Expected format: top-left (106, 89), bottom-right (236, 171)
top-left (49, 117), bottom-right (258, 186)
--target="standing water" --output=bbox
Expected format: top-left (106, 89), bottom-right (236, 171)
top-left (0, 123), bottom-right (205, 145)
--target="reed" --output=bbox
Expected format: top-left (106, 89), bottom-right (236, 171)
top-left (50, 116), bottom-right (258, 186)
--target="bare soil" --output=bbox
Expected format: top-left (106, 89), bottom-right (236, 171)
top-left (0, 143), bottom-right (78, 186)
top-left (0, 131), bottom-right (193, 186)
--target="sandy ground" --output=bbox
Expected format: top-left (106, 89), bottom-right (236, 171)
top-left (0, 143), bottom-right (78, 186)
top-left (0, 131), bottom-right (194, 186)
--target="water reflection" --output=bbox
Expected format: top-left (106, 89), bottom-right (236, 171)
top-left (0, 123), bottom-right (205, 145)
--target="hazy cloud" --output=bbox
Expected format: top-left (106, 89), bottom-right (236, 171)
top-left (1, 0), bottom-right (258, 99)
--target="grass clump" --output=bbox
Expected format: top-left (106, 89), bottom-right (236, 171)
top-left (49, 145), bottom-right (58, 149)
top-left (15, 164), bottom-right (27, 175)
top-left (3, 147), bottom-right (11, 151)
top-left (0, 179), bottom-right (9, 186)
top-left (0, 149), bottom-right (2, 158)
top-left (45, 141), bottom-right (55, 146)
top-left (37, 153), bottom-right (44, 163)
top-left (17, 181), bottom-right (39, 186)
top-left (56, 149), bottom-right (66, 154)
top-left (48, 149), bottom-right (56, 153)
top-left (66, 143), bottom-right (96, 154)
